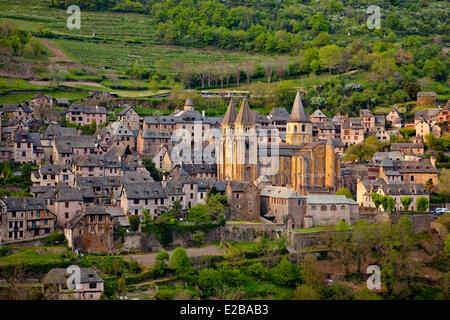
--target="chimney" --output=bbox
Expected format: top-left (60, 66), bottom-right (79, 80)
top-left (202, 110), bottom-right (205, 118)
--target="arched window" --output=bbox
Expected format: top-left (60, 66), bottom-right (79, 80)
top-left (341, 205), bottom-right (346, 210)
top-left (331, 205), bottom-right (337, 211)
top-left (320, 205), bottom-right (327, 211)
top-left (311, 205), bottom-right (316, 210)
top-left (302, 124), bottom-right (305, 132)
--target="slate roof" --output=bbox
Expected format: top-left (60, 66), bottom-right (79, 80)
top-left (5, 197), bottom-right (48, 211)
top-left (140, 129), bottom-right (171, 139)
top-left (67, 104), bottom-right (106, 114)
top-left (289, 91), bottom-right (310, 123)
top-left (43, 268), bottom-right (103, 288)
top-left (123, 182), bottom-right (167, 199)
top-left (260, 186), bottom-right (304, 199)
top-left (267, 107), bottom-right (290, 122)
top-left (305, 195), bottom-right (358, 205)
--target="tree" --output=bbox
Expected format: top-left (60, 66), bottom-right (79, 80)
top-left (336, 187), bottom-right (354, 200)
top-left (142, 157), bottom-right (162, 181)
top-left (405, 82), bottom-right (421, 100)
top-left (371, 193), bottom-right (382, 209)
top-left (270, 257), bottom-right (301, 287)
top-left (262, 59), bottom-right (275, 84)
top-left (129, 214), bottom-right (140, 231)
top-left (416, 196), bottom-right (429, 212)
top-left (400, 197), bottom-right (413, 212)
top-left (169, 247), bottom-right (192, 274)
top-left (293, 284), bottom-right (321, 300)
top-left (387, 196), bottom-right (396, 212)
top-left (155, 251), bottom-right (170, 275)
top-left (439, 169), bottom-right (450, 194)
top-left (343, 142), bottom-right (376, 162)
top-left (300, 254), bottom-right (324, 287)
top-left (242, 61), bottom-right (255, 84)
top-left (318, 45), bottom-right (342, 74)
top-left (198, 268), bottom-right (222, 296)
top-left (247, 262), bottom-right (267, 280)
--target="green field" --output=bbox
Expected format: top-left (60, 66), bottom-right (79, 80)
top-left (0, 246), bottom-right (66, 266)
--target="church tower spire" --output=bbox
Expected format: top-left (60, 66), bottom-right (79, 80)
top-left (286, 90), bottom-right (312, 145)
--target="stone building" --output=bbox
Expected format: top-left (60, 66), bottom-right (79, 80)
top-left (66, 104), bottom-right (107, 126)
top-left (217, 91), bottom-right (340, 195)
top-left (417, 91), bottom-right (436, 107)
top-left (225, 181), bottom-right (260, 221)
top-left (260, 185), bottom-right (306, 227)
top-left (65, 206), bottom-right (118, 253)
top-left (1, 197), bottom-right (56, 242)
top-left (42, 268), bottom-right (104, 300)
top-left (117, 105), bottom-right (140, 131)
top-left (303, 195), bottom-right (359, 227)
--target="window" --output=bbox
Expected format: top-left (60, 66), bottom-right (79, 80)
top-left (311, 205), bottom-right (316, 210)
top-left (65, 212), bottom-right (69, 219)
top-left (65, 202), bottom-right (69, 208)
top-left (320, 205), bottom-right (327, 211)
top-left (89, 283), bottom-right (97, 289)
top-left (330, 205), bottom-right (337, 211)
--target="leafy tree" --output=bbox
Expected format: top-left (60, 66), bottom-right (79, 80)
top-left (169, 247), bottom-right (192, 274)
top-left (155, 251), bottom-right (170, 275)
top-left (142, 157), bottom-right (162, 181)
top-left (318, 44), bottom-right (343, 74)
top-left (129, 214), bottom-right (140, 231)
top-left (293, 284), bottom-right (321, 300)
top-left (445, 235), bottom-right (450, 257)
top-left (387, 196), bottom-right (396, 212)
top-left (400, 197), bottom-right (413, 211)
top-left (247, 262), bottom-right (267, 280)
top-left (416, 196), bottom-right (429, 212)
top-left (270, 257), bottom-right (301, 287)
top-left (300, 254), bottom-right (324, 287)
top-left (404, 82), bottom-right (421, 99)
top-left (198, 268), bottom-right (222, 296)
top-left (336, 187), bottom-right (354, 200)
top-left (371, 193), bottom-right (382, 209)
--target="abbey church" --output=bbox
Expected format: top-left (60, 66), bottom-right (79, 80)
top-left (217, 91), bottom-right (341, 195)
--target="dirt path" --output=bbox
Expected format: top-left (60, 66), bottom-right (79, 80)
top-left (126, 245), bottom-right (225, 267)
top-left (38, 38), bottom-right (71, 62)
top-left (29, 80), bottom-right (106, 88)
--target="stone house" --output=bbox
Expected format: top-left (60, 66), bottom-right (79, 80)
top-left (105, 122), bottom-right (136, 151)
top-left (64, 206), bottom-right (118, 254)
top-left (50, 186), bottom-right (84, 226)
top-left (76, 176), bottom-right (122, 206)
top-left (225, 181), bottom-right (260, 221)
top-left (386, 107), bottom-right (402, 128)
top-left (31, 94), bottom-right (56, 108)
top-left (303, 195), bottom-right (360, 227)
top-left (11, 129), bottom-right (43, 164)
top-left (1, 103), bottom-right (32, 122)
top-left (118, 105), bottom-right (140, 131)
top-left (136, 129), bottom-right (172, 153)
top-left (53, 135), bottom-right (101, 165)
top-left (417, 92), bottom-right (436, 107)
top-left (415, 119), bottom-right (441, 138)
top-left (31, 164), bottom-right (75, 187)
top-left (1, 197), bottom-right (56, 242)
top-left (42, 268), bottom-right (104, 300)
top-left (120, 181), bottom-right (169, 219)
top-left (66, 104), bottom-right (107, 126)
top-left (391, 143), bottom-right (424, 156)
top-left (260, 185), bottom-right (306, 227)
top-left (267, 107), bottom-right (290, 132)
top-left (340, 118), bottom-right (364, 146)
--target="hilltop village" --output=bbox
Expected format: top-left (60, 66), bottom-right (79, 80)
top-left (0, 90), bottom-right (448, 250)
